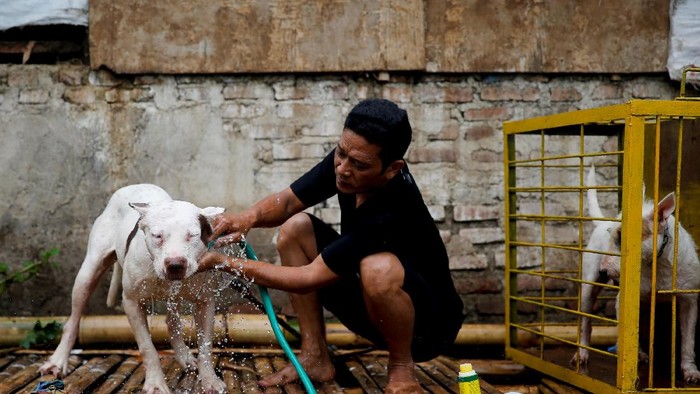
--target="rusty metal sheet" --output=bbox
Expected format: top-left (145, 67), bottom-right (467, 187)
top-left (89, 0), bottom-right (424, 74)
top-left (425, 0), bottom-right (669, 73)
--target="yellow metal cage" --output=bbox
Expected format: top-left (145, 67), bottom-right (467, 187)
top-left (503, 81), bottom-right (700, 392)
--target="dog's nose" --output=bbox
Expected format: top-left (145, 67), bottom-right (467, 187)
top-left (598, 270), bottom-right (609, 281)
top-left (165, 257), bottom-right (188, 280)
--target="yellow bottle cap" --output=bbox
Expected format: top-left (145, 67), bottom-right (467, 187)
top-left (460, 363), bottom-right (473, 373)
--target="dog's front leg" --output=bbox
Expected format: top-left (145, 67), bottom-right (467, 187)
top-left (194, 298), bottom-right (226, 394)
top-left (40, 250), bottom-right (115, 377)
top-left (572, 278), bottom-right (604, 366)
top-left (122, 295), bottom-right (171, 394)
top-left (166, 301), bottom-right (197, 370)
top-left (679, 294), bottom-right (700, 383)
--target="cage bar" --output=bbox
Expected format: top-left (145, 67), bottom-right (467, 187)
top-left (503, 98), bottom-right (700, 393)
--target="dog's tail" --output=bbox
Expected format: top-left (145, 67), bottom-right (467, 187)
top-left (587, 165), bottom-right (605, 225)
top-left (106, 263), bottom-right (123, 309)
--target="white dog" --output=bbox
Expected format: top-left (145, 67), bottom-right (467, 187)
top-left (39, 184), bottom-right (230, 394)
top-left (570, 166), bottom-right (618, 367)
top-left (572, 167), bottom-right (700, 384)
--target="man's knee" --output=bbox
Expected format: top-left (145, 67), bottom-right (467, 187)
top-left (359, 253), bottom-right (404, 297)
top-left (276, 213), bottom-right (314, 254)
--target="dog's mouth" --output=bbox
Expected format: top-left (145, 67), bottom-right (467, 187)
top-left (165, 271), bottom-right (186, 280)
top-left (599, 270), bottom-right (620, 286)
top-left (164, 257), bottom-right (188, 280)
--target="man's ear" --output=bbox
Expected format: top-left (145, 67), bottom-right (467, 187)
top-left (384, 159), bottom-right (405, 180)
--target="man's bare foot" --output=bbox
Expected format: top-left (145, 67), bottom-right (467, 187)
top-left (385, 362), bottom-right (422, 393)
top-left (258, 355), bottom-right (335, 387)
top-left (384, 381), bottom-right (423, 394)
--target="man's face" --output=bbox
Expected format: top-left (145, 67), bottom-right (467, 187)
top-left (334, 128), bottom-right (395, 195)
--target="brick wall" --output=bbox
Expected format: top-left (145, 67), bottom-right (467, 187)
top-left (0, 65), bottom-right (678, 322)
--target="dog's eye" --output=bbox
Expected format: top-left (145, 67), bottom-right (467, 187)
top-left (152, 233), bottom-right (163, 240)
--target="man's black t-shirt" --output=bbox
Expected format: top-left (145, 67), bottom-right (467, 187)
top-left (290, 150), bottom-right (463, 330)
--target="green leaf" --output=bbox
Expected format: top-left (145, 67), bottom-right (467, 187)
top-left (41, 248), bottom-right (59, 262)
top-left (12, 272), bottom-right (28, 283)
top-left (19, 338), bottom-right (30, 349)
top-left (0, 248), bottom-right (61, 296)
top-left (21, 331), bottom-right (37, 348)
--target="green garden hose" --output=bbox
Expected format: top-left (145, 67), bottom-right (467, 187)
top-left (220, 241), bottom-right (317, 393)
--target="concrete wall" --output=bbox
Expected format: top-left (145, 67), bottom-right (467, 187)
top-left (0, 64), bottom-right (678, 322)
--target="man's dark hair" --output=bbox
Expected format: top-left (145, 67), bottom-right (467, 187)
top-left (344, 98), bottom-right (412, 168)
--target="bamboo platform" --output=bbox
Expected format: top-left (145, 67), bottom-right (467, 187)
top-left (0, 346), bottom-right (588, 394)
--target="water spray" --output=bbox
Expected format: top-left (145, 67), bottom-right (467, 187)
top-left (210, 239), bottom-right (316, 393)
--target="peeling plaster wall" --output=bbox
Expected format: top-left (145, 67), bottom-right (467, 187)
top-left (0, 65), bottom-right (678, 322)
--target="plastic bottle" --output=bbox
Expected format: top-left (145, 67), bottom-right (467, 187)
top-left (458, 362), bottom-right (481, 394)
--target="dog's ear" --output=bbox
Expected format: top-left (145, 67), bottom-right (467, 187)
top-left (608, 225), bottom-right (622, 248)
top-left (198, 215), bottom-right (213, 244)
top-left (129, 202), bottom-right (150, 218)
top-left (657, 192), bottom-right (676, 228)
top-left (200, 207), bottom-right (225, 219)
top-left (198, 207), bottom-right (225, 244)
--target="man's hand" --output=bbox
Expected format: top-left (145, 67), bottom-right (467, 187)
top-left (198, 251), bottom-right (246, 276)
top-left (209, 211), bottom-right (253, 248)
top-left (197, 251), bottom-right (226, 273)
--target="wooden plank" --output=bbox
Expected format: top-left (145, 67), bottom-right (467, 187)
top-left (414, 366), bottom-right (453, 394)
top-left (238, 356), bottom-right (264, 393)
top-left (479, 379), bottom-right (504, 394)
top-left (63, 355), bottom-right (122, 393)
top-left (271, 355), bottom-right (305, 394)
top-left (89, 0), bottom-right (424, 74)
top-left (116, 363), bottom-right (146, 394)
top-left (425, 0), bottom-right (669, 73)
top-left (317, 379), bottom-right (346, 394)
top-left (162, 357), bottom-right (184, 391)
top-left (0, 347), bottom-right (20, 356)
top-left (17, 356), bottom-right (82, 394)
top-left (416, 359), bottom-right (455, 390)
top-left (467, 359), bottom-right (528, 377)
top-left (221, 368), bottom-right (244, 394)
top-left (419, 358), bottom-right (506, 394)
top-left (494, 385), bottom-right (539, 394)
top-left (0, 354), bottom-right (40, 378)
top-left (252, 355), bottom-right (282, 394)
top-left (0, 348), bottom-right (543, 394)
top-left (345, 358), bottom-right (382, 394)
top-left (0, 354), bottom-right (17, 379)
top-left (0, 354), bottom-right (44, 393)
top-left (362, 356), bottom-right (388, 390)
top-left (93, 356), bottom-right (140, 394)
top-left (540, 377), bottom-right (585, 394)
top-left (175, 370), bottom-right (199, 392)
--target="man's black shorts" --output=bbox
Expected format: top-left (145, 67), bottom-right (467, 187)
top-left (307, 213), bottom-right (462, 362)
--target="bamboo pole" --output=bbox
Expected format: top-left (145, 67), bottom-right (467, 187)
top-left (0, 315), bottom-right (617, 348)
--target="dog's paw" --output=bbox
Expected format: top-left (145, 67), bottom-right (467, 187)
top-left (174, 351), bottom-right (198, 371)
top-left (638, 350), bottom-right (649, 364)
top-left (38, 361), bottom-right (65, 378)
top-left (142, 378), bottom-right (173, 394)
top-left (200, 375), bottom-right (227, 394)
top-left (570, 350), bottom-right (590, 367)
top-left (682, 366), bottom-right (700, 384)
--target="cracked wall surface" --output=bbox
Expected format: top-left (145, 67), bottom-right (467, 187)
top-left (0, 64), bottom-right (679, 322)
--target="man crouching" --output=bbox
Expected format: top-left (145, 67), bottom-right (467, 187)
top-left (200, 98), bottom-right (465, 393)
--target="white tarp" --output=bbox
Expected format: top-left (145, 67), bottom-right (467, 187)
top-left (668, 0), bottom-right (700, 82)
top-left (0, 0), bottom-right (87, 31)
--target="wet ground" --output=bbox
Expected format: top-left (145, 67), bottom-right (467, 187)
top-left (0, 346), bottom-right (573, 393)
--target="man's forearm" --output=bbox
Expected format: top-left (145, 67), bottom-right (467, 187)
top-left (246, 188), bottom-right (304, 229)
